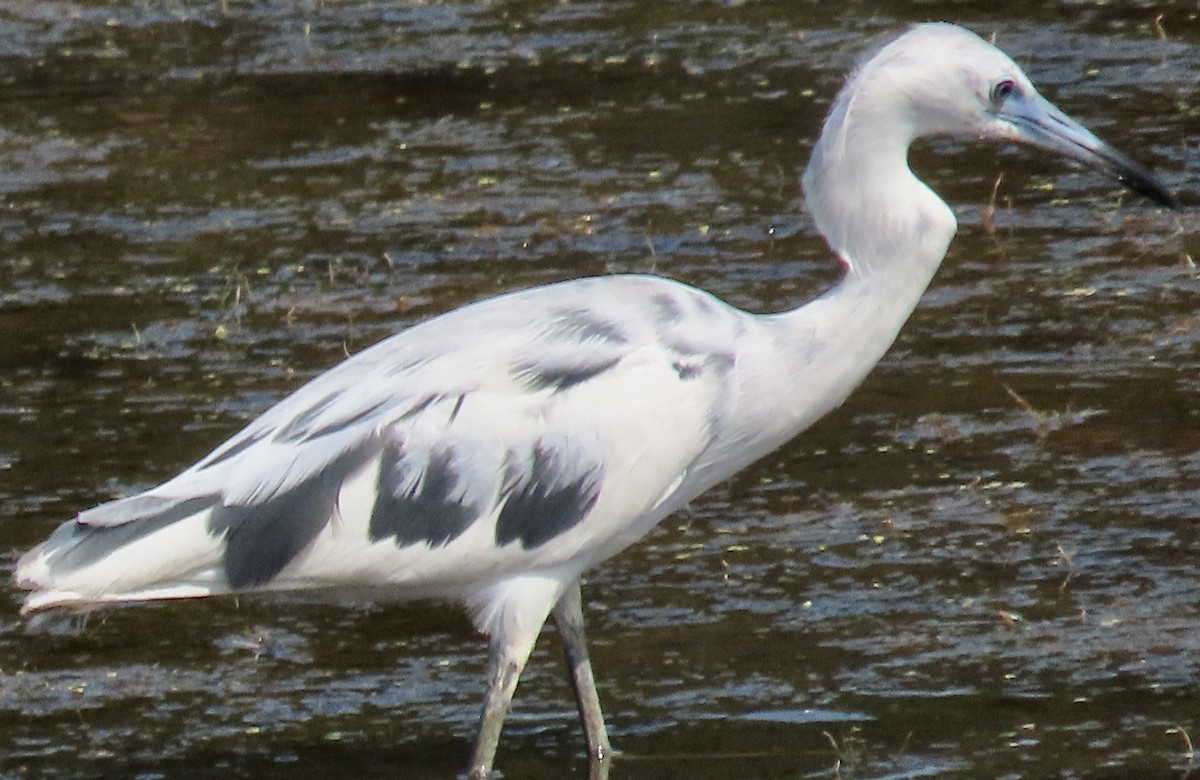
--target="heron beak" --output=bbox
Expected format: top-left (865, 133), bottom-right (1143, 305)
top-left (995, 92), bottom-right (1179, 209)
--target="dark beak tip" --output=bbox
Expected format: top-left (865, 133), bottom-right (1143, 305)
top-left (1144, 184), bottom-right (1182, 211)
top-left (1117, 172), bottom-right (1180, 211)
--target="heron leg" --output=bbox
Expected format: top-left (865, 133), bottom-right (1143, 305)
top-left (468, 630), bottom-right (539, 780)
top-left (552, 581), bottom-right (613, 764)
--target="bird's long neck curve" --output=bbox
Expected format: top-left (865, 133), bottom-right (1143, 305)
top-left (740, 74), bottom-right (959, 444)
top-left (803, 70), bottom-right (958, 284)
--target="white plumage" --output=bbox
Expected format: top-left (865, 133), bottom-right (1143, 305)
top-left (14, 23), bottom-right (1175, 779)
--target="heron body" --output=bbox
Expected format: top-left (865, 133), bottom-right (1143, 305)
top-left (15, 23), bottom-right (1175, 778)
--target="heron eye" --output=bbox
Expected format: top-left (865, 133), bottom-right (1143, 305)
top-left (990, 79), bottom-right (1018, 105)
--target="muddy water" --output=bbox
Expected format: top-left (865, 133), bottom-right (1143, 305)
top-left (1, 2), bottom-right (1197, 778)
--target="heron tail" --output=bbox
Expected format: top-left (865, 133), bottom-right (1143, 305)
top-left (14, 494), bottom-right (227, 616)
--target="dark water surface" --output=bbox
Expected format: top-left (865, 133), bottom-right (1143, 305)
top-left (2, 2), bottom-right (1198, 778)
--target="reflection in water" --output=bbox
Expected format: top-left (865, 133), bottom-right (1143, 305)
top-left (0, 3), bottom-right (1196, 778)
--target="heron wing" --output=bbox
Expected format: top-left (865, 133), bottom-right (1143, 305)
top-left (24, 275), bottom-right (746, 604)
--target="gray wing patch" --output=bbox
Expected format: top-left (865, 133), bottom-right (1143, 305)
top-left (274, 395), bottom-right (394, 445)
top-left (513, 355), bottom-right (621, 393)
top-left (369, 439), bottom-right (479, 548)
top-left (512, 305), bottom-right (630, 393)
top-left (272, 391), bottom-right (342, 444)
top-left (548, 307), bottom-right (629, 345)
top-left (76, 492), bottom-right (212, 528)
top-left (650, 292), bottom-right (685, 324)
top-left (209, 444), bottom-right (374, 589)
top-left (671, 360), bottom-right (704, 381)
top-left (495, 442), bottom-right (602, 549)
top-left (47, 495), bottom-right (218, 572)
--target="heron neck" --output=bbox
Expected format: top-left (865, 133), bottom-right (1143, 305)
top-left (748, 128), bottom-right (958, 439)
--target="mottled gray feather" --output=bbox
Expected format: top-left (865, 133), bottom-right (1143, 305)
top-left (495, 443), bottom-right (603, 549)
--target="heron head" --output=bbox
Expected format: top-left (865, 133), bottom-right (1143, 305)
top-left (864, 23), bottom-right (1177, 208)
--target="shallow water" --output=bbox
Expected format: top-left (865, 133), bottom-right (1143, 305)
top-left (1, 2), bottom-right (1198, 778)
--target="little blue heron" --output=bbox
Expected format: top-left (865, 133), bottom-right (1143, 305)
top-left (15, 23), bottom-right (1176, 779)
